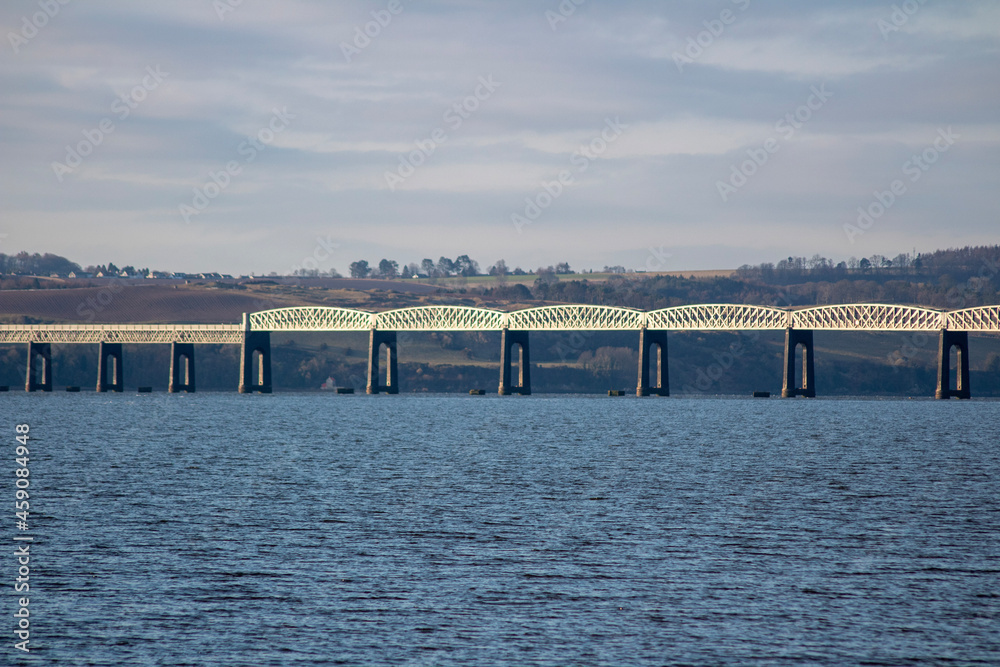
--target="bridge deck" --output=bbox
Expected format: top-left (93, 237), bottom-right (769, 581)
top-left (0, 304), bottom-right (998, 342)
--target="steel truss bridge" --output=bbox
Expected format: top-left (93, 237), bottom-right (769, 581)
top-left (3, 303), bottom-right (998, 398)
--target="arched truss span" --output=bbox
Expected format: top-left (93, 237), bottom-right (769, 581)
top-left (645, 304), bottom-right (789, 330)
top-left (791, 304), bottom-right (944, 331)
top-left (947, 305), bottom-right (1000, 332)
top-left (505, 305), bottom-right (644, 330)
top-left (374, 305), bottom-right (506, 331)
top-left (249, 307), bottom-right (373, 332)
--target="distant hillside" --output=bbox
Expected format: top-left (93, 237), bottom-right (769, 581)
top-left (0, 284), bottom-right (302, 324)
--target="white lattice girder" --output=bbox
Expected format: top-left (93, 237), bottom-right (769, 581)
top-left (947, 306), bottom-right (1000, 332)
top-left (249, 307), bottom-right (374, 331)
top-left (375, 306), bottom-right (506, 331)
top-left (0, 324), bottom-right (243, 344)
top-left (505, 305), bottom-right (644, 330)
top-left (2, 303), bottom-right (998, 343)
top-left (791, 304), bottom-right (945, 331)
top-left (645, 304), bottom-right (789, 330)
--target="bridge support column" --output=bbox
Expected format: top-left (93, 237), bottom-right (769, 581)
top-left (96, 342), bottom-right (124, 393)
top-left (367, 329), bottom-right (398, 394)
top-left (239, 331), bottom-right (272, 393)
top-left (636, 327), bottom-right (669, 396)
top-left (169, 342), bottom-right (196, 393)
top-left (499, 329), bottom-right (531, 395)
top-left (936, 329), bottom-right (971, 399)
top-left (781, 328), bottom-right (815, 398)
top-left (25, 342), bottom-right (53, 392)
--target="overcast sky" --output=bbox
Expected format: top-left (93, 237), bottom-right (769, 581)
top-left (1, 0), bottom-right (998, 275)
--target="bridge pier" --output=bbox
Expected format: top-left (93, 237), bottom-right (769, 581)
top-left (367, 329), bottom-right (398, 394)
top-left (96, 342), bottom-right (124, 392)
top-left (499, 329), bottom-right (531, 395)
top-left (782, 328), bottom-right (815, 398)
top-left (636, 327), bottom-right (669, 396)
top-left (169, 342), bottom-right (196, 393)
top-left (25, 342), bottom-right (53, 392)
top-left (239, 331), bottom-right (272, 393)
top-left (935, 329), bottom-right (971, 399)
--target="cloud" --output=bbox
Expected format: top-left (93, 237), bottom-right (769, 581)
top-left (1, 0), bottom-right (998, 273)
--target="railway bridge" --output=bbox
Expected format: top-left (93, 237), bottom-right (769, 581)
top-left (2, 303), bottom-right (998, 398)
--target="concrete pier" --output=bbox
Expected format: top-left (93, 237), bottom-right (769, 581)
top-left (636, 327), bottom-right (669, 397)
top-left (169, 342), bottom-right (196, 393)
top-left (238, 331), bottom-right (272, 393)
top-left (499, 329), bottom-right (531, 395)
top-left (96, 342), bottom-right (124, 392)
top-left (935, 329), bottom-right (971, 399)
top-left (25, 342), bottom-right (52, 392)
top-left (781, 328), bottom-right (815, 398)
top-left (367, 329), bottom-right (399, 394)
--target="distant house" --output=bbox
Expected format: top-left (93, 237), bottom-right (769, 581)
top-left (145, 271), bottom-right (172, 279)
top-left (221, 274), bottom-right (234, 280)
top-left (95, 271), bottom-right (109, 278)
top-left (173, 272), bottom-right (188, 279)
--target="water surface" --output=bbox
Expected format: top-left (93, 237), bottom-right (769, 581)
top-left (9, 393), bottom-right (1000, 665)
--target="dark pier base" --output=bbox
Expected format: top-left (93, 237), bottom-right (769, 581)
top-left (499, 329), bottom-right (531, 395)
top-left (636, 328), bottom-right (669, 396)
top-left (239, 331), bottom-right (272, 393)
top-left (936, 329), bottom-right (971, 399)
top-left (782, 328), bottom-right (815, 398)
top-left (169, 342), bottom-right (196, 393)
top-left (367, 329), bottom-right (398, 394)
top-left (96, 342), bottom-right (124, 393)
top-left (25, 342), bottom-right (53, 392)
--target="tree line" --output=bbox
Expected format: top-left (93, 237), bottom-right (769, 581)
top-left (347, 256), bottom-right (573, 279)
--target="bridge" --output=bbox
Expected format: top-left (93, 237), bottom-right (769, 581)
top-left (2, 303), bottom-right (998, 398)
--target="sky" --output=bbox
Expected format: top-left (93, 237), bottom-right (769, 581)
top-left (1, 0), bottom-right (998, 276)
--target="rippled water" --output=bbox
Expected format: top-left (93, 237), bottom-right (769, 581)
top-left (8, 393), bottom-right (1000, 665)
